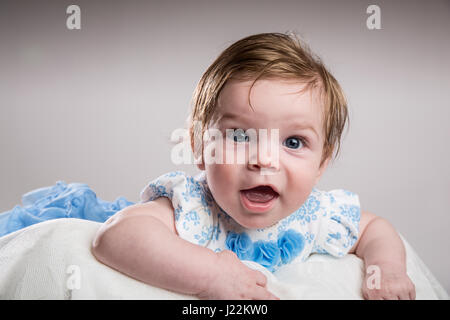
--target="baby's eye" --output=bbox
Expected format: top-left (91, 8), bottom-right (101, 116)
top-left (227, 129), bottom-right (249, 143)
top-left (283, 137), bottom-right (304, 149)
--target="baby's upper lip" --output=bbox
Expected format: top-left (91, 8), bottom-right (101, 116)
top-left (241, 184), bottom-right (280, 195)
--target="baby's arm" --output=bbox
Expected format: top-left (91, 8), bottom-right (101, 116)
top-left (350, 211), bottom-right (416, 299)
top-left (91, 197), bottom-right (277, 300)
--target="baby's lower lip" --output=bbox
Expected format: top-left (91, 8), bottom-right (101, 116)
top-left (239, 190), bottom-right (279, 213)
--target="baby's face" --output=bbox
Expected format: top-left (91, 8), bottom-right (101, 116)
top-left (201, 78), bottom-right (329, 229)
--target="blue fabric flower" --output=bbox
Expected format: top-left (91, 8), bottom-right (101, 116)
top-left (252, 240), bottom-right (281, 271)
top-left (225, 231), bottom-right (254, 260)
top-left (278, 229), bottom-right (305, 264)
top-left (225, 229), bottom-right (306, 272)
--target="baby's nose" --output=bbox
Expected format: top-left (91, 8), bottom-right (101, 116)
top-left (247, 143), bottom-right (280, 174)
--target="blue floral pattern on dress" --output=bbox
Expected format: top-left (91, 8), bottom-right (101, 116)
top-left (140, 171), bottom-right (361, 273)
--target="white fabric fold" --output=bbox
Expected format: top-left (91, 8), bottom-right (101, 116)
top-left (0, 219), bottom-right (447, 300)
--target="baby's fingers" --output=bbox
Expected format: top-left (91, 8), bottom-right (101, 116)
top-left (398, 292), bottom-right (410, 300)
top-left (252, 286), bottom-right (279, 300)
top-left (409, 288), bottom-right (416, 300)
top-left (253, 270), bottom-right (268, 287)
top-left (399, 284), bottom-right (416, 300)
top-left (382, 294), bottom-right (399, 300)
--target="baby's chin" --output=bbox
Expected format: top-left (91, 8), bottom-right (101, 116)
top-left (229, 211), bottom-right (279, 230)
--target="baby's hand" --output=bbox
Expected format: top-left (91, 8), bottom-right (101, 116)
top-left (363, 264), bottom-right (416, 300)
top-left (197, 250), bottom-right (279, 300)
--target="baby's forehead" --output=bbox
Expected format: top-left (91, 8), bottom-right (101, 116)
top-left (215, 78), bottom-right (325, 124)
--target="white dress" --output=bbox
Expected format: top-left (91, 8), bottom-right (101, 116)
top-left (140, 171), bottom-right (361, 272)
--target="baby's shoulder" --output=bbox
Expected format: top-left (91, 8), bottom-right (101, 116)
top-left (307, 187), bottom-right (361, 228)
top-left (309, 187), bottom-right (360, 206)
top-left (125, 197), bottom-right (177, 233)
top-left (140, 170), bottom-right (208, 201)
top-left (287, 187), bottom-right (360, 225)
top-left (139, 170), bottom-right (216, 221)
top-left (138, 171), bottom-right (220, 246)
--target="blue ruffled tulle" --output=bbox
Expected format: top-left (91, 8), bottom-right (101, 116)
top-left (0, 181), bottom-right (135, 237)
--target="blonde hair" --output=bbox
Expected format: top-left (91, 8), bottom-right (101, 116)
top-left (188, 32), bottom-right (349, 166)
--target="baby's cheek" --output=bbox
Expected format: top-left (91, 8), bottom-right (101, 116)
top-left (283, 189), bottom-right (310, 214)
top-left (206, 163), bottom-right (236, 194)
top-left (205, 172), bottom-right (234, 218)
top-left (284, 171), bottom-right (317, 210)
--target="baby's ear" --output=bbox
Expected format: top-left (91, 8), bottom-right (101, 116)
top-left (192, 146), bottom-right (205, 170)
top-left (190, 132), bottom-right (205, 170)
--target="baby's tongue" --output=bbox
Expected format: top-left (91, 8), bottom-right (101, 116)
top-left (241, 186), bottom-right (278, 203)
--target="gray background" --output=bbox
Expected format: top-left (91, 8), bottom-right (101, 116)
top-left (1, 0), bottom-right (449, 293)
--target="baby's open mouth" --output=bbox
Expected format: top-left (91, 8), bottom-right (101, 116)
top-left (240, 185), bottom-right (279, 203)
top-left (240, 185), bottom-right (279, 213)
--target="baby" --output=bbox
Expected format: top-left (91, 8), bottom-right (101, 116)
top-left (91, 32), bottom-right (415, 300)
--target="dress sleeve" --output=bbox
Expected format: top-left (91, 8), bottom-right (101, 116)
top-left (312, 189), bottom-right (361, 257)
top-left (139, 171), bottom-right (216, 247)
